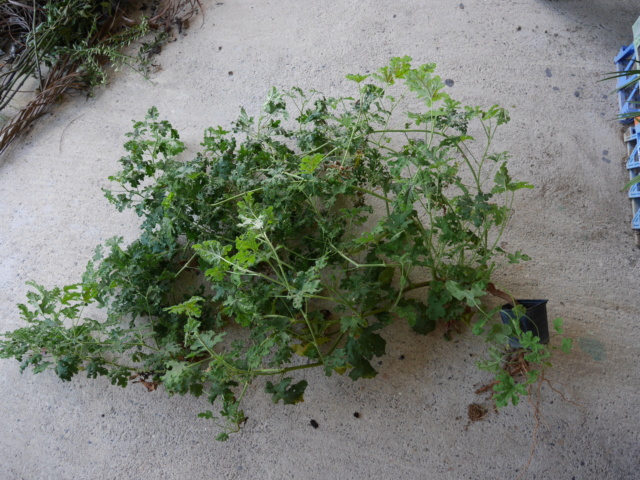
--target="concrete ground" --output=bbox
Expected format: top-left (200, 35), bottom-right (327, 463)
top-left (1, 1), bottom-right (639, 479)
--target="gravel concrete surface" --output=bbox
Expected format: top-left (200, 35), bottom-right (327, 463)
top-left (1, 1), bottom-right (639, 479)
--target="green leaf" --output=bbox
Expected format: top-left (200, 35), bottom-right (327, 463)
top-left (33, 361), bottom-right (52, 374)
top-left (164, 296), bottom-right (204, 318)
top-left (289, 266), bottom-right (322, 309)
top-left (265, 378), bottom-right (308, 405)
top-left (192, 331), bottom-right (226, 353)
top-left (445, 280), bottom-right (485, 307)
top-left (346, 73), bottom-right (370, 83)
top-left (345, 324), bottom-right (386, 380)
top-left (623, 174), bottom-right (640, 191)
top-left (299, 154), bottom-right (324, 174)
top-left (86, 358), bottom-right (109, 379)
top-left (377, 267), bottom-right (395, 287)
top-left (553, 317), bottom-right (564, 334)
top-left (55, 355), bottom-right (81, 381)
top-left (194, 241), bottom-right (233, 281)
top-left (340, 315), bottom-right (364, 333)
top-left (109, 367), bottom-right (132, 388)
top-left (393, 299), bottom-right (436, 335)
top-left (493, 371), bottom-right (527, 407)
top-left (507, 251), bottom-right (530, 264)
top-left (161, 361), bottom-right (202, 395)
top-left (561, 338), bottom-right (573, 354)
top-left (492, 162), bottom-right (533, 193)
top-left (373, 56), bottom-right (413, 84)
top-left (353, 225), bottom-right (383, 245)
top-left (482, 105), bottom-right (510, 125)
top-left (263, 87), bottom-right (287, 114)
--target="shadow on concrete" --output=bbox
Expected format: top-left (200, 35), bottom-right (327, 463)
top-left (535, 0), bottom-right (637, 42)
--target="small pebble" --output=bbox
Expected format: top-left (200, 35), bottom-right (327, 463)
top-left (445, 78), bottom-right (454, 87)
top-left (353, 412), bottom-right (360, 418)
top-left (310, 419), bottom-right (319, 428)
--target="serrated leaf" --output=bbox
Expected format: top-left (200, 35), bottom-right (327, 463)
top-left (55, 355), bottom-right (80, 381)
top-left (161, 361), bottom-right (202, 395)
top-left (445, 280), bottom-right (485, 307)
top-left (345, 324), bottom-right (386, 380)
top-left (33, 362), bottom-right (52, 374)
top-left (299, 154), bottom-right (324, 174)
top-left (86, 358), bottom-right (109, 379)
top-left (165, 296), bottom-right (204, 318)
top-left (291, 343), bottom-right (312, 356)
top-left (340, 315), bottom-right (364, 333)
top-left (346, 73), bottom-right (370, 83)
top-left (493, 371), bottom-right (527, 407)
top-left (377, 267), bottom-right (395, 287)
top-left (553, 317), bottom-right (564, 334)
top-left (265, 378), bottom-right (308, 405)
top-left (507, 251), bottom-right (531, 264)
top-left (109, 367), bottom-right (132, 388)
top-left (289, 266), bottom-right (322, 309)
top-left (394, 299), bottom-right (436, 335)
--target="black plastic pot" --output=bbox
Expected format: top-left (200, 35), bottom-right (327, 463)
top-left (499, 299), bottom-right (549, 348)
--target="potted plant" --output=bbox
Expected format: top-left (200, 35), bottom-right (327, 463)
top-left (0, 57), bottom-right (570, 439)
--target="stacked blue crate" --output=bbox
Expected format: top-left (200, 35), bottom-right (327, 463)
top-left (616, 45), bottom-right (640, 232)
top-left (625, 125), bottom-right (640, 229)
top-left (615, 45), bottom-right (639, 124)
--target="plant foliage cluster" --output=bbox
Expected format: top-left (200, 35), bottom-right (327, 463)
top-left (0, 57), bottom-right (570, 440)
top-left (0, 0), bottom-right (199, 153)
top-left (603, 54), bottom-right (639, 190)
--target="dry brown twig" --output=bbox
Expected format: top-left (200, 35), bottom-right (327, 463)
top-left (0, 56), bottom-right (82, 153)
top-left (0, 0), bottom-right (202, 155)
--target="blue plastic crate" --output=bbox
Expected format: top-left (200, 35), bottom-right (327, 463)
top-left (615, 45), bottom-right (639, 124)
top-left (615, 44), bottom-right (635, 63)
top-left (624, 124), bottom-right (638, 143)
top-left (628, 144), bottom-right (640, 170)
top-left (629, 173), bottom-right (640, 198)
top-left (633, 208), bottom-right (640, 230)
top-left (620, 85), bottom-right (639, 120)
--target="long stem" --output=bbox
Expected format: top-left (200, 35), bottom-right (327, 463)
top-left (194, 331), bottom-right (245, 375)
top-left (208, 188), bottom-right (264, 209)
top-left (174, 252), bottom-right (198, 278)
top-left (253, 361), bottom-right (324, 376)
top-left (31, 0), bottom-right (44, 91)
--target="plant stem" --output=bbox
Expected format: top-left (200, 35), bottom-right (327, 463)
top-left (253, 361), bottom-right (324, 376)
